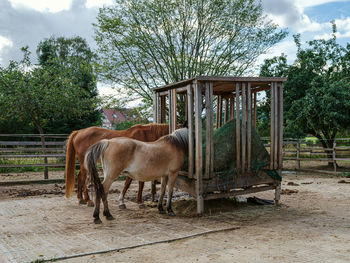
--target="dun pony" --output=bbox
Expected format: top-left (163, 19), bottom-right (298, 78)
top-left (84, 128), bottom-right (188, 224)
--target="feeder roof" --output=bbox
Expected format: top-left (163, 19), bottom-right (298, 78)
top-left (153, 76), bottom-right (287, 95)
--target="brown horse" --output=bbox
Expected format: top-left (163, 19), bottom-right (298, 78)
top-left (65, 123), bottom-right (170, 206)
top-left (84, 127), bottom-right (188, 224)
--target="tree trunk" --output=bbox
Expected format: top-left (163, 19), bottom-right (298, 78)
top-left (314, 133), bottom-right (336, 167)
top-left (36, 125), bottom-right (48, 179)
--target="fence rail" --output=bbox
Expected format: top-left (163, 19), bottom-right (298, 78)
top-left (0, 134), bottom-right (70, 179)
top-left (1, 135), bottom-right (350, 180)
top-left (262, 137), bottom-right (350, 173)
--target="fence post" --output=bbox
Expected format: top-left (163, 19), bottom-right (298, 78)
top-left (333, 141), bottom-right (337, 173)
top-left (296, 139), bottom-right (300, 169)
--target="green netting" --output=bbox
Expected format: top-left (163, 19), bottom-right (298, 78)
top-left (183, 119), bottom-right (281, 183)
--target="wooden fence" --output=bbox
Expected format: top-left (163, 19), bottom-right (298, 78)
top-left (1, 134), bottom-right (349, 181)
top-left (263, 138), bottom-right (350, 173)
top-left (0, 134), bottom-right (69, 179)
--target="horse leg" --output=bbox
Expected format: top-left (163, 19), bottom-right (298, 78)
top-left (166, 172), bottom-right (178, 216)
top-left (119, 176), bottom-right (133, 209)
top-left (102, 191), bottom-right (114, 221)
top-left (77, 169), bottom-right (86, 205)
top-left (157, 176), bottom-right (168, 214)
top-left (137, 181), bottom-right (145, 208)
top-left (151, 180), bottom-right (157, 202)
top-left (79, 158), bottom-right (94, 207)
top-left (93, 189), bottom-right (102, 224)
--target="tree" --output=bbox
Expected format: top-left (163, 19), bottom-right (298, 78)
top-left (94, 0), bottom-right (287, 118)
top-left (0, 47), bottom-right (95, 177)
top-left (36, 36), bottom-right (101, 132)
top-left (260, 23), bottom-right (350, 165)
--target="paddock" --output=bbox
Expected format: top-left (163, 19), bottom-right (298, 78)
top-left (0, 171), bottom-right (349, 262)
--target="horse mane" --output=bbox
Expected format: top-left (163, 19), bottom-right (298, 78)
top-left (164, 128), bottom-right (188, 151)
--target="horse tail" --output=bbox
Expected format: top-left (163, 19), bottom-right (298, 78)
top-left (65, 130), bottom-right (78, 198)
top-left (84, 140), bottom-right (109, 201)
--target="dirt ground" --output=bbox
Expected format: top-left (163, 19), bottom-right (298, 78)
top-left (0, 171), bottom-right (350, 263)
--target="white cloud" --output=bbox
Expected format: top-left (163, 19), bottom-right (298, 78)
top-left (0, 35), bottom-right (13, 64)
top-left (85, 0), bottom-right (113, 8)
top-left (314, 17), bottom-right (350, 39)
top-left (9, 0), bottom-right (72, 13)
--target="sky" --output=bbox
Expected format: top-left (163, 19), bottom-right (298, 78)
top-left (0, 0), bottom-right (350, 96)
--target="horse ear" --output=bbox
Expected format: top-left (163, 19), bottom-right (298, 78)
top-left (183, 120), bottom-right (188, 128)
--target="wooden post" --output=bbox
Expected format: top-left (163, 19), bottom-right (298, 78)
top-left (253, 92), bottom-right (257, 129)
top-left (247, 83), bottom-right (252, 172)
top-left (333, 141), bottom-right (337, 173)
top-left (229, 97), bottom-right (234, 120)
top-left (153, 91), bottom-right (157, 123)
top-left (235, 82), bottom-right (241, 175)
top-left (160, 96), bottom-right (166, 123)
top-left (216, 95), bottom-right (220, 128)
top-left (168, 90), bottom-right (173, 133)
top-left (173, 89), bottom-right (177, 130)
top-left (278, 83), bottom-right (284, 173)
top-left (187, 84), bottom-right (194, 179)
top-left (274, 183), bottom-right (281, 205)
top-left (194, 81), bottom-right (203, 214)
top-left (205, 82), bottom-right (214, 179)
top-left (224, 98), bottom-right (229, 123)
top-left (270, 82), bottom-right (275, 170)
top-left (297, 139), bottom-right (301, 169)
top-left (273, 83), bottom-right (278, 170)
top-left (241, 83), bottom-right (246, 173)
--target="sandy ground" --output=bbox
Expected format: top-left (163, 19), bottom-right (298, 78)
top-left (0, 171), bottom-right (350, 263)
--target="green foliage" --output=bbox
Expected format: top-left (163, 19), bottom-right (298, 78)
top-left (0, 37), bottom-right (101, 135)
top-left (260, 22), bottom-right (350, 157)
top-left (94, 0), bottom-right (287, 116)
top-left (0, 45), bottom-right (95, 135)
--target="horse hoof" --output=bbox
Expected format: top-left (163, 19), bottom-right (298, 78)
top-left (106, 215), bottom-right (115, 221)
top-left (119, 204), bottom-right (126, 209)
top-left (87, 201), bottom-right (94, 207)
top-left (138, 204), bottom-right (146, 209)
top-left (94, 218), bottom-right (102, 224)
top-left (79, 200), bottom-right (87, 205)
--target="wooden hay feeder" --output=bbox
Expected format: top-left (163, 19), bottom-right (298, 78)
top-left (153, 76), bottom-right (286, 214)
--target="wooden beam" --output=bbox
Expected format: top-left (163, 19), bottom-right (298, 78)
top-left (205, 82), bottom-right (213, 180)
top-left (187, 84), bottom-right (194, 179)
top-left (229, 97), bottom-right (234, 120)
top-left (219, 95), bottom-right (223, 127)
top-left (224, 98), bottom-right (229, 123)
top-left (168, 90), bottom-right (174, 133)
top-left (204, 185), bottom-right (276, 200)
top-left (247, 83), bottom-right (252, 171)
top-left (153, 91), bottom-right (157, 123)
top-left (194, 81), bottom-right (204, 214)
top-left (253, 92), bottom-right (257, 129)
top-left (278, 83), bottom-right (284, 173)
top-left (241, 83), bottom-right (246, 174)
top-left (235, 82), bottom-right (241, 175)
top-left (173, 89), bottom-right (177, 130)
top-left (160, 95), bottom-right (166, 123)
top-left (270, 82), bottom-right (275, 170)
top-left (216, 95), bottom-right (220, 128)
top-left (274, 82), bottom-right (278, 170)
